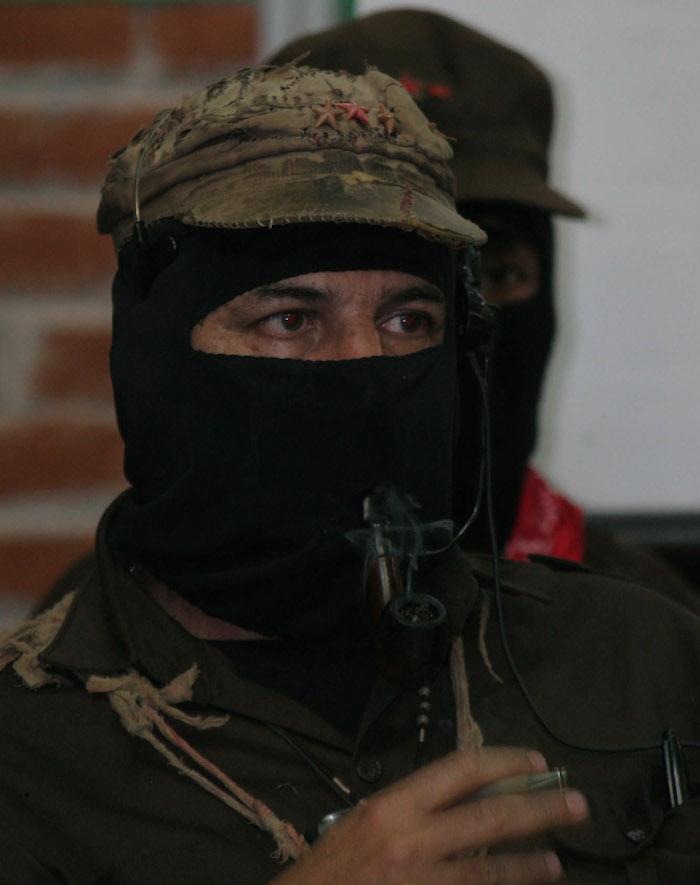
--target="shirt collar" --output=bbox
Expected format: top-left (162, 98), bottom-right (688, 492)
top-left (39, 495), bottom-right (497, 749)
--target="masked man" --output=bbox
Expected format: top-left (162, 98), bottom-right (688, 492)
top-left (270, 8), bottom-right (699, 614)
top-left (1, 64), bottom-right (699, 885)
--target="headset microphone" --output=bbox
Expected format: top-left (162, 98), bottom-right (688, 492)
top-left (457, 246), bottom-right (499, 355)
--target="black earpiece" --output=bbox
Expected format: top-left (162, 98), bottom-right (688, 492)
top-left (131, 224), bottom-right (178, 299)
top-left (457, 247), bottom-right (500, 353)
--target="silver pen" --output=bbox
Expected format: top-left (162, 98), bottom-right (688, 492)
top-left (468, 767), bottom-right (568, 802)
top-left (315, 769), bottom-right (568, 838)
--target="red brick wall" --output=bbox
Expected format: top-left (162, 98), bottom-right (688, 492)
top-left (0, 2), bottom-right (259, 618)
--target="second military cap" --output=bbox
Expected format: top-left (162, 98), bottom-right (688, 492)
top-left (269, 10), bottom-right (585, 217)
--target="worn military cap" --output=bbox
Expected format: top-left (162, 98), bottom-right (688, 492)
top-left (269, 10), bottom-right (585, 217)
top-left (97, 64), bottom-right (485, 252)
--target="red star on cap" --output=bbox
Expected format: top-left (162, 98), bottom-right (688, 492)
top-left (427, 83), bottom-right (454, 100)
top-left (399, 75), bottom-right (424, 98)
top-left (377, 104), bottom-right (397, 135)
top-left (312, 99), bottom-right (343, 129)
top-left (336, 99), bottom-right (370, 125)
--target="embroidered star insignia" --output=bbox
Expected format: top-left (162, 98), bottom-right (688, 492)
top-left (377, 104), bottom-right (397, 135)
top-left (312, 100), bottom-right (343, 129)
top-left (399, 75), bottom-right (424, 99)
top-left (336, 99), bottom-right (370, 125)
top-left (427, 83), bottom-right (454, 100)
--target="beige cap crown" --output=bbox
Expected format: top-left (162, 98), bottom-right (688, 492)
top-left (97, 64), bottom-right (485, 252)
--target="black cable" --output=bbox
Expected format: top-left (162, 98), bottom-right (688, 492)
top-left (425, 448), bottom-right (485, 556)
top-left (469, 352), bottom-right (700, 754)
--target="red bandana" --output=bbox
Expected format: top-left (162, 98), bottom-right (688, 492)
top-left (504, 466), bottom-right (585, 563)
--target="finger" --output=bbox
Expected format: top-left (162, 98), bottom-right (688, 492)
top-left (428, 787), bottom-right (588, 859)
top-left (382, 746), bottom-right (548, 813)
top-left (411, 851), bottom-right (563, 885)
top-left (452, 849), bottom-right (564, 885)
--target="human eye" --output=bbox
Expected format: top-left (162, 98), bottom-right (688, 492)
top-left (378, 295), bottom-right (445, 355)
top-left (257, 309), bottom-right (313, 337)
top-left (480, 264), bottom-right (536, 305)
top-left (382, 311), bottom-right (435, 335)
top-left (480, 240), bottom-right (540, 306)
top-left (483, 264), bottom-right (526, 287)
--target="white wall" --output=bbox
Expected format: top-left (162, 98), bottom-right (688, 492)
top-left (358, 0), bottom-right (700, 511)
top-left (259, 0), bottom-right (341, 58)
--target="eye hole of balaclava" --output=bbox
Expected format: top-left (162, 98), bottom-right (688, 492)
top-left (111, 221), bottom-right (460, 497)
top-left (464, 201), bottom-right (548, 308)
top-left (189, 267), bottom-right (449, 362)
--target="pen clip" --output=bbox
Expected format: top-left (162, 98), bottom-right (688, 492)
top-left (662, 728), bottom-right (688, 809)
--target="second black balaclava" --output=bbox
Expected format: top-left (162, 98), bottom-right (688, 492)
top-left (108, 222), bottom-right (461, 638)
top-left (457, 203), bottom-right (555, 551)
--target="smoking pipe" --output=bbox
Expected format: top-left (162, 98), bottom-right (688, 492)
top-left (363, 490), bottom-right (451, 689)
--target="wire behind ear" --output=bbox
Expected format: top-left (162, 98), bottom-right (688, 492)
top-left (129, 128), bottom-right (178, 298)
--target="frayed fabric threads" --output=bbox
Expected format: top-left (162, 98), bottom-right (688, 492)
top-left (86, 666), bottom-right (307, 863)
top-left (0, 594), bottom-right (306, 864)
top-left (0, 584), bottom-right (487, 865)
top-left (449, 636), bottom-right (484, 752)
top-left (478, 589), bottom-right (504, 685)
top-left (0, 592), bottom-right (75, 688)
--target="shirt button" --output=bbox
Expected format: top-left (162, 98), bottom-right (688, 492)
top-left (626, 829), bottom-right (648, 843)
top-left (356, 758), bottom-right (383, 783)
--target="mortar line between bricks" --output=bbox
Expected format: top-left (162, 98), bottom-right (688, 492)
top-left (0, 491), bottom-right (122, 534)
top-left (0, 298), bottom-right (111, 323)
top-left (0, 185), bottom-right (103, 214)
top-left (0, 74), bottom-right (249, 111)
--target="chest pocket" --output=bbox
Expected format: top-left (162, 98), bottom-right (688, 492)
top-left (634, 796), bottom-right (700, 883)
top-left (551, 785), bottom-right (700, 884)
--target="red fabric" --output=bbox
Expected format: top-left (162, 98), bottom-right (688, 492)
top-left (504, 466), bottom-right (585, 563)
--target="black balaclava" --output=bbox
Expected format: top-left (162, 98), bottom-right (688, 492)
top-left (456, 202), bottom-right (555, 551)
top-left (108, 221), bottom-right (463, 639)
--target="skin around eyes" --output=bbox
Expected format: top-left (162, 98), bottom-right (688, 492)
top-left (190, 269), bottom-right (447, 360)
top-left (465, 209), bottom-right (542, 306)
top-left (479, 237), bottom-right (541, 306)
top-left (257, 307), bottom-right (435, 338)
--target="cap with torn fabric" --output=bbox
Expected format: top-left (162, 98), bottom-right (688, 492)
top-left (97, 64), bottom-right (485, 252)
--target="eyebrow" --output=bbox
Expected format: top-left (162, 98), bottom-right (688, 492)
top-left (251, 284), bottom-right (330, 303)
top-left (388, 285), bottom-right (445, 306)
top-left (251, 282), bottom-right (446, 304)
